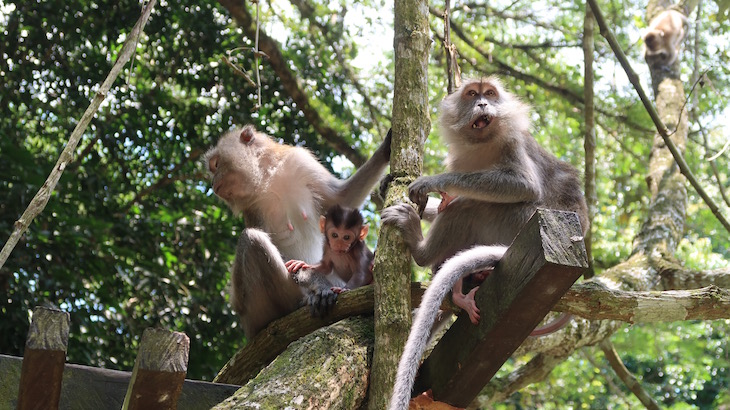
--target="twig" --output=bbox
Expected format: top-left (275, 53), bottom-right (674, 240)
top-left (583, 3), bottom-right (596, 278)
top-left (599, 340), bottom-right (660, 410)
top-left (586, 0), bottom-right (730, 234)
top-left (0, 0), bottom-right (158, 272)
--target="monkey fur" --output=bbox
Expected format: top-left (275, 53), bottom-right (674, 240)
top-left (382, 77), bottom-right (588, 409)
top-left (285, 205), bottom-right (374, 316)
top-left (643, 9), bottom-right (687, 68)
top-left (205, 125), bottom-right (390, 338)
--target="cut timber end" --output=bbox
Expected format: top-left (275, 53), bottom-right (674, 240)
top-left (122, 328), bottom-right (190, 410)
top-left (414, 209), bottom-right (588, 407)
top-left (17, 307), bottom-right (70, 410)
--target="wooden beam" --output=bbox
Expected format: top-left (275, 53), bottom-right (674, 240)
top-left (0, 354), bottom-right (240, 409)
top-left (414, 209), bottom-right (588, 407)
top-left (17, 306), bottom-right (70, 410)
top-left (122, 328), bottom-right (190, 410)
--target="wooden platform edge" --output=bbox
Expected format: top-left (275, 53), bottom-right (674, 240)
top-left (0, 354), bottom-right (240, 410)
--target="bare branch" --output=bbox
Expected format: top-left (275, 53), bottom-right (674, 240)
top-left (599, 341), bottom-right (660, 410)
top-left (586, 0), bottom-right (730, 234)
top-left (0, 0), bottom-right (158, 271)
top-left (217, 0), bottom-right (367, 166)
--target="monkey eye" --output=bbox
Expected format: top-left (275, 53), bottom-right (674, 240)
top-left (467, 90), bottom-right (478, 97)
top-left (343, 235), bottom-right (351, 241)
top-left (486, 89), bottom-right (496, 96)
top-left (331, 233), bottom-right (339, 239)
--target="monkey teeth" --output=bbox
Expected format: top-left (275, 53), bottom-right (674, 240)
top-left (471, 115), bottom-right (491, 129)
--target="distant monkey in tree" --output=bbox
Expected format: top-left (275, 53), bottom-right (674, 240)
top-left (285, 205), bottom-right (374, 316)
top-left (643, 9), bottom-right (687, 68)
top-left (382, 77), bottom-right (588, 410)
top-left (204, 125), bottom-right (391, 338)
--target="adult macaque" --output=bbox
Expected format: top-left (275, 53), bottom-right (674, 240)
top-left (285, 205), bottom-right (374, 316)
top-left (382, 77), bottom-right (588, 410)
top-left (643, 9), bottom-right (687, 68)
top-left (205, 125), bottom-right (390, 338)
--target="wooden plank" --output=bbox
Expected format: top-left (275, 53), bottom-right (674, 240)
top-left (413, 209), bottom-right (588, 407)
top-left (122, 328), bottom-right (190, 410)
top-left (0, 354), bottom-right (240, 410)
top-left (17, 306), bottom-right (70, 410)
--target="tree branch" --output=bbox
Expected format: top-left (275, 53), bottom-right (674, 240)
top-left (430, 14), bottom-right (655, 136)
top-left (288, 0), bottom-right (389, 136)
top-left (555, 283), bottom-right (730, 323)
top-left (216, 0), bottom-right (367, 166)
top-left (0, 0), bottom-right (158, 272)
top-left (599, 340), bottom-right (660, 410)
top-left (586, 0), bottom-right (730, 234)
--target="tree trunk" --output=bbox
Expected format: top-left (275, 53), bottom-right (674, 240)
top-left (368, 0), bottom-right (431, 408)
top-left (212, 317), bottom-right (374, 410)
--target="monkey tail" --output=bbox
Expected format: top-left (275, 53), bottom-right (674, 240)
top-left (388, 245), bottom-right (508, 410)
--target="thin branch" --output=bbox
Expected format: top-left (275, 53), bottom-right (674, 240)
top-left (599, 340), bottom-right (660, 410)
top-left (701, 128), bottom-right (730, 207)
top-left (583, 3), bottom-right (597, 278)
top-left (431, 13), bottom-right (655, 136)
top-left (217, 0), bottom-right (367, 166)
top-left (0, 0), bottom-right (158, 272)
top-left (586, 0), bottom-right (730, 234)
top-left (287, 0), bottom-right (388, 136)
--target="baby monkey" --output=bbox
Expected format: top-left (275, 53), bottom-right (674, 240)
top-left (286, 205), bottom-right (374, 315)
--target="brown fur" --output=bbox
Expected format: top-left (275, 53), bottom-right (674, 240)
top-left (205, 125), bottom-right (390, 337)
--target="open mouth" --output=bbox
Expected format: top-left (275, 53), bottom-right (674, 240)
top-left (471, 115), bottom-right (492, 129)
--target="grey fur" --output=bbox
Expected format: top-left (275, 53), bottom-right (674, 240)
top-left (382, 78), bottom-right (588, 409)
top-left (388, 246), bottom-right (507, 410)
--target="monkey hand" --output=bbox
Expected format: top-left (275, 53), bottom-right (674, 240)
top-left (452, 287), bottom-right (481, 324)
top-left (408, 176), bottom-right (440, 216)
top-left (285, 259), bottom-right (310, 273)
top-left (381, 203), bottom-right (424, 247)
top-left (306, 287), bottom-right (338, 318)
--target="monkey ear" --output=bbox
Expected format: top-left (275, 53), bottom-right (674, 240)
top-left (240, 126), bottom-right (255, 144)
top-left (319, 215), bottom-right (326, 233)
top-left (359, 224), bottom-right (369, 241)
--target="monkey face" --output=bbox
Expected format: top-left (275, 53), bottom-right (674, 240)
top-left (455, 80), bottom-right (503, 141)
top-left (204, 127), bottom-right (271, 213)
top-left (326, 227), bottom-right (360, 253)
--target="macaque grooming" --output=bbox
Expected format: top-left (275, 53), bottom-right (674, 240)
top-left (204, 125), bottom-right (391, 338)
top-left (382, 77), bottom-right (588, 410)
top-left (643, 9), bottom-right (687, 68)
top-left (285, 205), bottom-right (374, 316)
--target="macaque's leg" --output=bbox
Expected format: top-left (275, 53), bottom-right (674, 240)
top-left (231, 229), bottom-right (304, 339)
top-left (451, 278), bottom-right (480, 325)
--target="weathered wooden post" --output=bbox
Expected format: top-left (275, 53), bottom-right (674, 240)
top-left (414, 209), bottom-right (588, 407)
top-left (17, 306), bottom-right (70, 410)
top-left (122, 328), bottom-right (190, 410)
